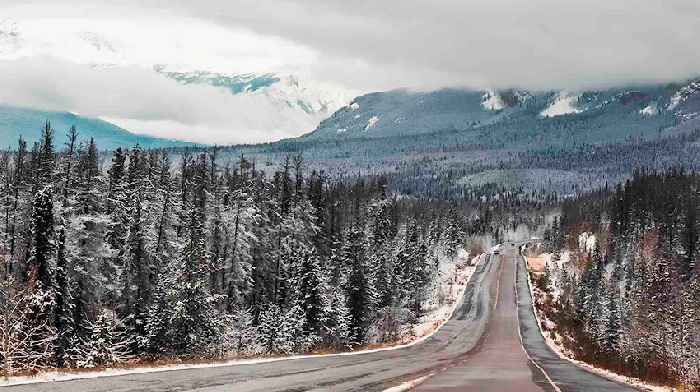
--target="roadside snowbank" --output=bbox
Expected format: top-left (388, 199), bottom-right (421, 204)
top-left (525, 259), bottom-right (675, 392)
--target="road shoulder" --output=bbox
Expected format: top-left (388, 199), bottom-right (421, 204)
top-left (515, 256), bottom-right (642, 392)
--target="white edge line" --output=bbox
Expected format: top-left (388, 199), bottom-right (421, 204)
top-left (382, 373), bottom-right (435, 392)
top-left (1, 255), bottom-right (485, 388)
top-left (515, 255), bottom-right (562, 392)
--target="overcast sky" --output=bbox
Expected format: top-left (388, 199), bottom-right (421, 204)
top-left (1, 0), bottom-right (699, 143)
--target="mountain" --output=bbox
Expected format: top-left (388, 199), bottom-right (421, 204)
top-left (154, 65), bottom-right (356, 135)
top-left (0, 106), bottom-right (195, 150)
top-left (302, 84), bottom-right (683, 150)
top-left (202, 78), bottom-right (700, 199)
top-left (0, 20), bottom-right (357, 144)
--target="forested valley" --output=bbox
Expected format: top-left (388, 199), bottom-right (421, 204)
top-left (0, 121), bottom-right (550, 378)
top-left (534, 167), bottom-right (700, 389)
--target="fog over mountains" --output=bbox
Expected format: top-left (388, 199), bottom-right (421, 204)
top-left (0, 19), bottom-right (356, 145)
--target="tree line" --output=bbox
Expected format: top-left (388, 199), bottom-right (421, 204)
top-left (0, 121), bottom-right (486, 378)
top-left (539, 167), bottom-right (700, 390)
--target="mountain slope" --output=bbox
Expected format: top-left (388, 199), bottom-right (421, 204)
top-left (0, 106), bottom-right (194, 150)
top-left (203, 79), bottom-right (700, 199)
top-left (302, 85), bottom-right (679, 150)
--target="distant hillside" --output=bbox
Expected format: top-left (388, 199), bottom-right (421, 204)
top-left (0, 106), bottom-right (196, 150)
top-left (302, 85), bottom-right (682, 150)
top-left (195, 79), bottom-right (700, 199)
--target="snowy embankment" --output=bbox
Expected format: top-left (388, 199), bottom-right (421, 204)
top-left (526, 253), bottom-right (675, 392)
top-left (1, 253), bottom-right (479, 387)
top-left (405, 251), bottom-right (478, 342)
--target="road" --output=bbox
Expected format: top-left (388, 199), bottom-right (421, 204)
top-left (7, 246), bottom-right (639, 391)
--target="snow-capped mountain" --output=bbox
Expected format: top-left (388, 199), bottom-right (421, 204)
top-left (154, 65), bottom-right (355, 119)
top-left (0, 19), bottom-right (357, 144)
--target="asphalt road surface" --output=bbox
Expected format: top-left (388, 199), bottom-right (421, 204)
top-left (7, 246), bottom-right (639, 391)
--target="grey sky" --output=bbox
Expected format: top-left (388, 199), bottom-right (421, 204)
top-left (1, 0), bottom-right (699, 143)
top-left (8, 0), bottom-right (698, 91)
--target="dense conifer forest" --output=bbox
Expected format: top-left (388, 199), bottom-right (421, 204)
top-left (0, 121), bottom-right (551, 378)
top-left (537, 168), bottom-right (700, 389)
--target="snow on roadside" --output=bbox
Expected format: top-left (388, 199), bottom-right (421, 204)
top-left (408, 252), bottom-right (477, 341)
top-left (1, 254), bottom-right (481, 388)
top-left (525, 262), bottom-right (675, 392)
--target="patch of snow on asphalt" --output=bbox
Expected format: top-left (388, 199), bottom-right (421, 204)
top-left (383, 373), bottom-right (434, 392)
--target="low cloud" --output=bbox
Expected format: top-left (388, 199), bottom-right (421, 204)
top-left (0, 57), bottom-right (325, 144)
top-left (4, 0), bottom-right (700, 92)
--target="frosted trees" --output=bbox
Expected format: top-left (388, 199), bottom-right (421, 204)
top-left (0, 132), bottom-right (487, 369)
top-left (84, 308), bottom-right (130, 367)
top-left (0, 276), bottom-right (54, 379)
top-left (121, 145), bottom-right (153, 350)
top-left (345, 226), bottom-right (370, 343)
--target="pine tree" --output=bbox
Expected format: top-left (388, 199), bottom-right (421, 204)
top-left (37, 120), bottom-right (55, 187)
top-left (7, 137), bottom-right (27, 278)
top-left (345, 226), bottom-right (369, 344)
top-left (292, 247), bottom-right (326, 341)
top-left (53, 225), bottom-right (78, 366)
top-left (121, 144), bottom-right (151, 350)
top-left (166, 197), bottom-right (220, 355)
top-left (29, 185), bottom-right (54, 293)
top-left (85, 308), bottom-right (130, 367)
top-left (62, 125), bottom-right (78, 204)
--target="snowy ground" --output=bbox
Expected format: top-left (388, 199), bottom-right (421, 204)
top-left (525, 257), bottom-right (676, 392)
top-left (0, 254), bottom-right (479, 387)
top-left (404, 252), bottom-right (477, 342)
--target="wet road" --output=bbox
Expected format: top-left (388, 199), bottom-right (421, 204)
top-left (6, 248), bottom-right (639, 391)
top-left (414, 247), bottom-right (555, 391)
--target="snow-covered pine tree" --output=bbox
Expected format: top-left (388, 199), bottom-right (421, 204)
top-left (290, 247), bottom-right (326, 343)
top-left (345, 225), bottom-right (370, 344)
top-left (29, 185), bottom-right (55, 294)
top-left (84, 308), bottom-right (130, 367)
top-left (166, 155), bottom-right (220, 356)
top-left (6, 137), bottom-right (28, 280)
top-left (120, 144), bottom-right (154, 351)
top-left (53, 225), bottom-right (79, 366)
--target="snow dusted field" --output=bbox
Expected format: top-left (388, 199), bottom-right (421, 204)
top-left (0, 253), bottom-right (479, 387)
top-left (526, 253), bottom-right (676, 392)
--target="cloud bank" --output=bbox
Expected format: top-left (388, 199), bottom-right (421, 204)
top-left (1, 0), bottom-right (699, 143)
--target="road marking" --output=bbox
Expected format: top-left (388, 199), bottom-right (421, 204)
top-left (514, 255), bottom-right (562, 392)
top-left (382, 373), bottom-right (435, 392)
